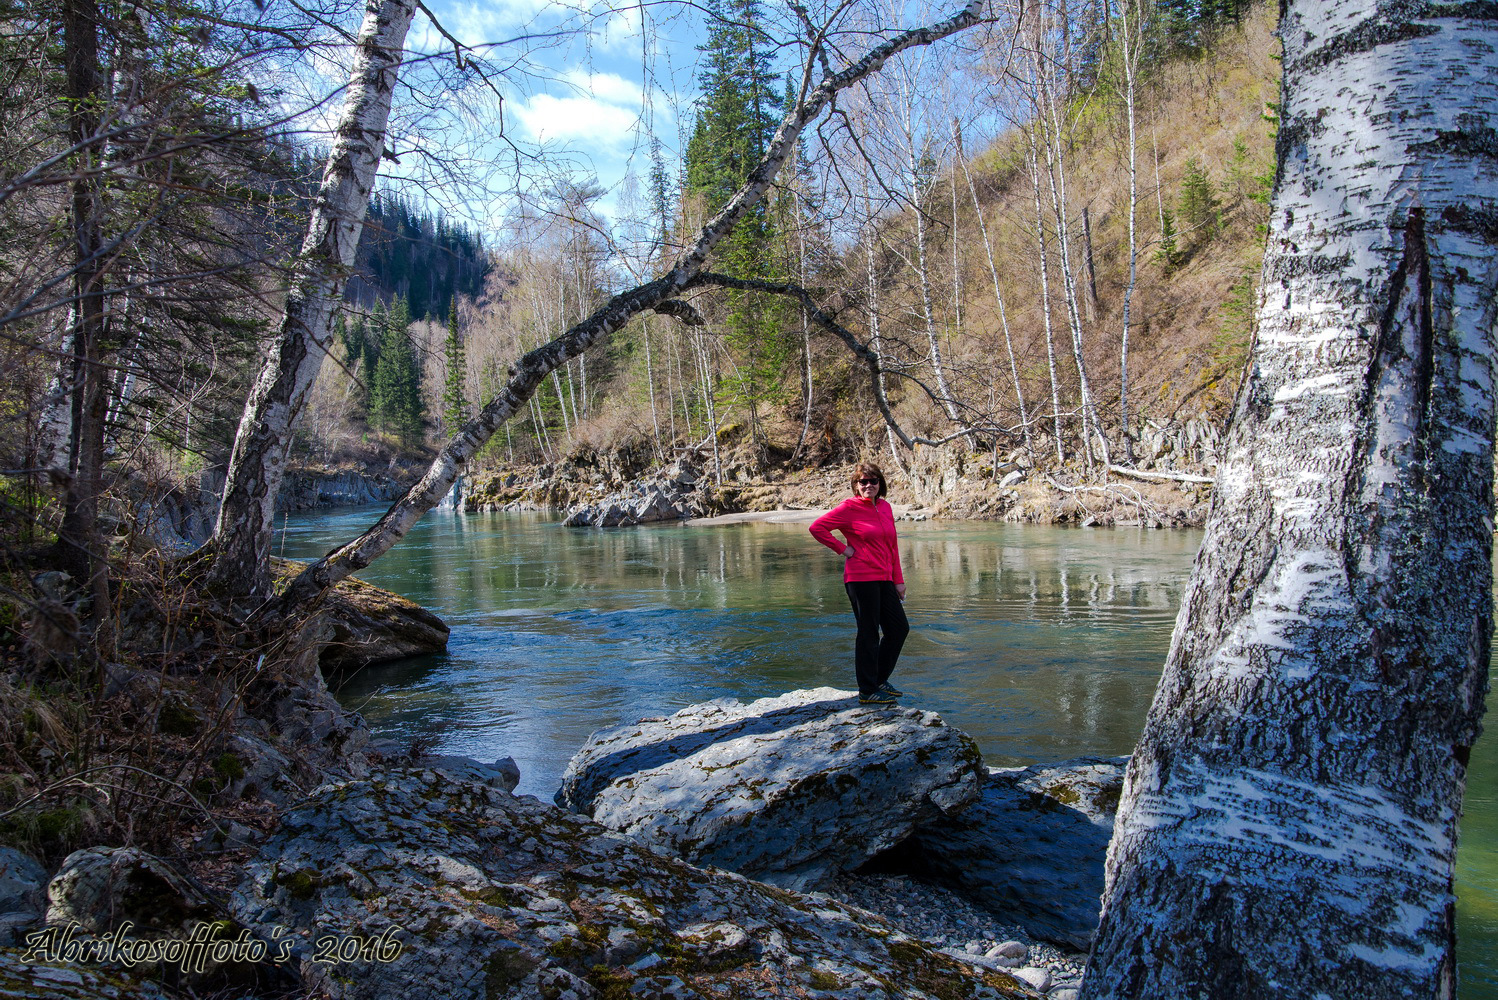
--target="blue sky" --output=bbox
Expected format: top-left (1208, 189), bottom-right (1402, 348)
top-left (392, 0), bottom-right (710, 233)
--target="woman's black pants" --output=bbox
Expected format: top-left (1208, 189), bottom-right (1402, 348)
top-left (844, 580), bottom-right (909, 696)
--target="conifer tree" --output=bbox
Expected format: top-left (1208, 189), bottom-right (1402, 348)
top-left (441, 304), bottom-right (468, 435)
top-left (1156, 207), bottom-right (1180, 272)
top-left (368, 298), bottom-right (423, 446)
top-left (1178, 156), bottom-right (1221, 249)
top-left (683, 0), bottom-right (793, 441)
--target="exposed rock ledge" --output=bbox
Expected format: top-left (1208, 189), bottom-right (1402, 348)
top-left (315, 574), bottom-right (449, 671)
top-left (228, 769), bottom-right (1035, 1000)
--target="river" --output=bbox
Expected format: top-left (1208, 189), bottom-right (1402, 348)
top-left (278, 507), bottom-right (1496, 996)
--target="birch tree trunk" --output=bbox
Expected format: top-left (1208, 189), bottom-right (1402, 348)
top-left (1116, 0), bottom-right (1142, 465)
top-left (641, 313), bottom-right (663, 459)
top-left (791, 187), bottom-right (814, 464)
top-left (1035, 44), bottom-right (1104, 470)
top-left (1027, 128), bottom-right (1066, 465)
top-left (208, 0), bottom-right (416, 596)
top-left (56, 0), bottom-right (111, 628)
top-left (1083, 5), bottom-right (1496, 997)
top-left (956, 118), bottom-right (1032, 459)
top-left (897, 69), bottom-right (970, 443)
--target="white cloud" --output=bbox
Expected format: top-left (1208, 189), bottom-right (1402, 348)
top-left (509, 93), bottom-right (638, 145)
top-left (561, 69), bottom-right (644, 107)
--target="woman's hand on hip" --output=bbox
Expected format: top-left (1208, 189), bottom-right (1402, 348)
top-left (843, 545), bottom-right (855, 558)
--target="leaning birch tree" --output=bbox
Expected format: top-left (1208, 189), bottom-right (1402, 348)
top-left (1082, 4), bottom-right (1495, 998)
top-left (267, 0), bottom-right (989, 609)
top-left (208, 0), bottom-right (417, 596)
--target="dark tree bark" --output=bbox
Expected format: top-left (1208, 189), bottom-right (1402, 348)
top-left (1082, 4), bottom-right (1495, 998)
top-left (55, 0), bottom-right (111, 630)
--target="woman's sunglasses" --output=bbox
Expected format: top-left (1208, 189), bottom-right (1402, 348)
top-left (857, 478), bottom-right (881, 486)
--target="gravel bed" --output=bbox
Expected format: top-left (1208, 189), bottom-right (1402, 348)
top-left (818, 873), bottom-right (1088, 998)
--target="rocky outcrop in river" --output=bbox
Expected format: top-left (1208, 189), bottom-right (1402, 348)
top-left (561, 459), bottom-right (710, 527)
top-left (557, 688), bottom-right (984, 889)
top-left (314, 574), bottom-right (450, 671)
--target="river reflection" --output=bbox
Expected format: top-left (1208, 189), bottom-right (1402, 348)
top-left (277, 508), bottom-right (1494, 996)
top-left (279, 510), bottom-right (1199, 790)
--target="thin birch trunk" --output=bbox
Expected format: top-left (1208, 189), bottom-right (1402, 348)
top-left (909, 160), bottom-right (968, 440)
top-left (669, 326), bottom-right (686, 441)
top-left (861, 176), bottom-right (901, 463)
top-left (579, 352), bottom-right (588, 420)
top-left (950, 152), bottom-right (963, 338)
top-left (208, 0), bottom-right (417, 596)
top-left (898, 74), bottom-right (969, 444)
top-left (57, 0), bottom-right (110, 627)
top-left (1035, 45), bottom-right (1105, 471)
top-left (551, 369), bottom-right (571, 436)
top-left (1116, 0), bottom-right (1143, 464)
top-left (1027, 127), bottom-right (1065, 465)
top-left (955, 118), bottom-right (1032, 459)
top-left (694, 329), bottom-right (722, 485)
top-left (1081, 205), bottom-right (1099, 323)
top-left (642, 314), bottom-right (662, 460)
top-left (1084, 4), bottom-right (1496, 996)
top-left (789, 187), bottom-right (814, 463)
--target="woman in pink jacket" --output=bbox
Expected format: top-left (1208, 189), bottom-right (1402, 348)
top-left (809, 462), bottom-right (909, 705)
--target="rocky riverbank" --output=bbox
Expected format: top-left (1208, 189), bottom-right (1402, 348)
top-left (1, 684), bottom-right (1122, 1000)
top-left (463, 444), bottom-right (1213, 529)
top-left (133, 465), bottom-right (418, 553)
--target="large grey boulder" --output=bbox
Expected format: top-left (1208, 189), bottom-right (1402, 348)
top-left (556, 688), bottom-right (984, 889)
top-left (230, 768), bottom-right (1036, 1000)
top-left (46, 847), bottom-right (212, 936)
top-left (908, 756), bottom-right (1128, 950)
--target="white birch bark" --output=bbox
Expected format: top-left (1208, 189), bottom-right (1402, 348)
top-left (1034, 40), bottom-right (1104, 469)
top-left (1083, 5), bottom-right (1496, 997)
top-left (956, 119), bottom-right (1032, 459)
top-left (641, 313), bottom-right (663, 459)
top-left (791, 187), bottom-right (814, 464)
top-left (208, 0), bottom-right (416, 595)
top-left (1026, 126), bottom-right (1066, 465)
top-left (1116, 0), bottom-right (1142, 464)
top-left (277, 1), bottom-right (986, 607)
top-left (895, 63), bottom-right (971, 443)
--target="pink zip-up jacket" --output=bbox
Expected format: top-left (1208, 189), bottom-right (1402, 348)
top-left (809, 496), bottom-right (905, 585)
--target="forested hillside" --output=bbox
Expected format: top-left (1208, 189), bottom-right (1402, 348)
top-left (346, 192), bottom-right (490, 324)
top-left (343, 0), bottom-right (1279, 485)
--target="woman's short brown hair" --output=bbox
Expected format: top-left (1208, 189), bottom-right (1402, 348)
top-left (851, 462), bottom-right (887, 499)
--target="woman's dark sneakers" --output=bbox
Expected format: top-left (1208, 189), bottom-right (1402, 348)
top-left (878, 682), bottom-right (904, 697)
top-left (858, 690), bottom-right (898, 705)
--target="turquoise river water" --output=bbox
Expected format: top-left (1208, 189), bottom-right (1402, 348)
top-left (278, 508), bottom-right (1497, 996)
